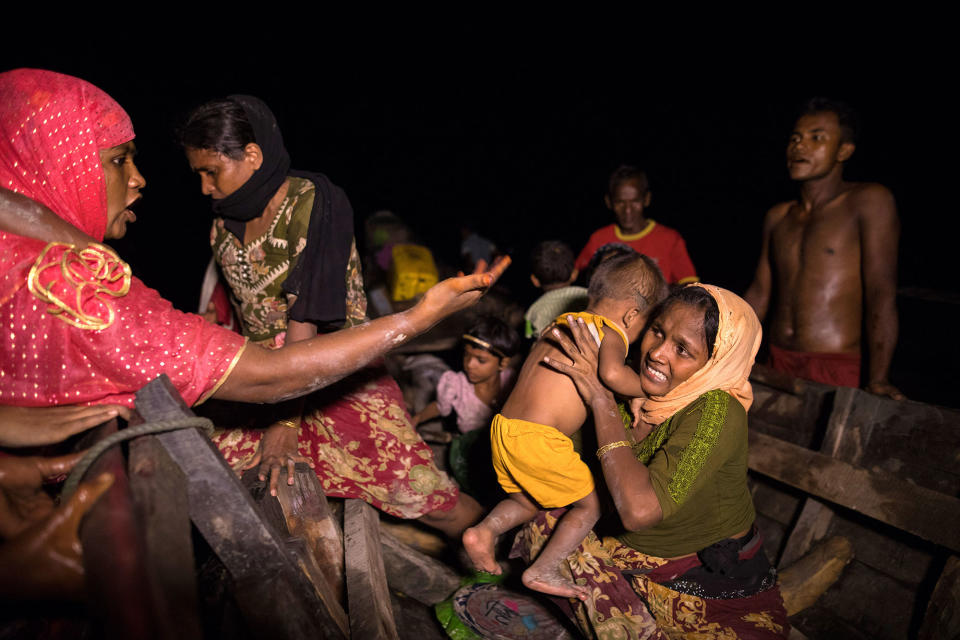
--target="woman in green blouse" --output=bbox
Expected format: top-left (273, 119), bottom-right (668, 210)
top-left (524, 284), bottom-right (789, 639)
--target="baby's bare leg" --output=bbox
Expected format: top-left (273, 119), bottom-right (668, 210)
top-left (463, 493), bottom-right (538, 573)
top-left (522, 490), bottom-right (600, 601)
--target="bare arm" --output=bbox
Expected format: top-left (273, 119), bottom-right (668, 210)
top-left (597, 334), bottom-right (646, 398)
top-left (857, 186), bottom-right (903, 400)
top-left (0, 187), bottom-right (94, 247)
top-left (544, 318), bottom-right (662, 531)
top-left (215, 257), bottom-right (510, 403)
top-left (743, 203), bottom-right (788, 321)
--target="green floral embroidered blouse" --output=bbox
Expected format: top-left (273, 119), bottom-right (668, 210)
top-left (211, 177), bottom-right (367, 345)
top-left (618, 390), bottom-right (756, 557)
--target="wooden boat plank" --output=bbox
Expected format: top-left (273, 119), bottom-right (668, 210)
top-left (135, 376), bottom-right (348, 640)
top-left (748, 430), bottom-right (960, 553)
top-left (344, 498), bottom-right (400, 640)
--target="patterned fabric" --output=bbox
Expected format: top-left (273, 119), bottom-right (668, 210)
top-left (0, 70), bottom-right (245, 409)
top-left (574, 221), bottom-right (698, 285)
top-left (213, 364), bottom-right (457, 518)
top-left (210, 177), bottom-right (458, 518)
top-left (511, 510), bottom-right (789, 639)
top-left (0, 69), bottom-right (135, 242)
top-left (0, 234), bottom-right (246, 408)
top-left (210, 177), bottom-right (366, 343)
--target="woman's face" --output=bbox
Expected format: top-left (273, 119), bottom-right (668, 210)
top-left (637, 302), bottom-right (711, 397)
top-left (185, 145), bottom-right (262, 200)
top-left (99, 141), bottom-right (146, 240)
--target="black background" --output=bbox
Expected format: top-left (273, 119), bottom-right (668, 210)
top-left (3, 45), bottom-right (955, 406)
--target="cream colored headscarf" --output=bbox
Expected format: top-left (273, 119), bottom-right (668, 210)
top-left (639, 283), bottom-right (762, 425)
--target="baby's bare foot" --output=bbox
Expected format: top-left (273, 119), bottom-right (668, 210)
top-left (522, 563), bottom-right (589, 601)
top-left (462, 526), bottom-right (501, 574)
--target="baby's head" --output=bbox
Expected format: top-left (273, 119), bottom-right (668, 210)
top-left (462, 316), bottom-right (522, 384)
top-left (530, 240), bottom-right (577, 291)
top-left (587, 253), bottom-right (668, 343)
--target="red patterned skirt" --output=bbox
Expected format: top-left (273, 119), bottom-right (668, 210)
top-left (510, 510), bottom-right (789, 639)
top-left (212, 364), bottom-right (458, 519)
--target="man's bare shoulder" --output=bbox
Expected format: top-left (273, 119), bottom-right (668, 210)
top-left (844, 182), bottom-right (897, 217)
top-left (765, 200), bottom-right (795, 229)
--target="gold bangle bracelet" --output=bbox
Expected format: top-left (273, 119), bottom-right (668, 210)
top-left (276, 419), bottom-right (299, 429)
top-left (596, 440), bottom-right (632, 459)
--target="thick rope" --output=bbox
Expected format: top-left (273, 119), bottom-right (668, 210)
top-left (62, 417), bottom-right (214, 499)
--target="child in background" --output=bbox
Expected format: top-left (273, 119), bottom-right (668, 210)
top-left (524, 241), bottom-right (589, 339)
top-left (463, 253), bottom-right (668, 600)
top-left (413, 316), bottom-right (521, 434)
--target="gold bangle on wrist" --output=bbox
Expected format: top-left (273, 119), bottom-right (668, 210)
top-left (596, 440), bottom-right (631, 459)
top-left (276, 419), bottom-right (299, 429)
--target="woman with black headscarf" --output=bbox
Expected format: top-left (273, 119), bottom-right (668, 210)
top-left (178, 96), bottom-right (483, 536)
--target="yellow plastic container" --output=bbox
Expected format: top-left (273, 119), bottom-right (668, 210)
top-left (389, 244), bottom-right (439, 301)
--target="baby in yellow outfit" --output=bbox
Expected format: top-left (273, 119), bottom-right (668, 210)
top-left (464, 253), bottom-right (668, 601)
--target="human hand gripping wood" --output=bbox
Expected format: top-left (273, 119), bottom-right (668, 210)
top-left (241, 422), bottom-right (314, 497)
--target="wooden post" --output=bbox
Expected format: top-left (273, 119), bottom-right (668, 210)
top-left (919, 555), bottom-right (960, 640)
top-left (128, 435), bottom-right (203, 640)
top-left (344, 499), bottom-right (400, 640)
top-left (134, 376), bottom-right (348, 640)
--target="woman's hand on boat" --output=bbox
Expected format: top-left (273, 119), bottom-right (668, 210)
top-left (243, 422), bottom-right (314, 496)
top-left (542, 316), bottom-right (614, 407)
top-left (865, 381), bottom-right (906, 401)
top-left (0, 404), bottom-right (132, 448)
top-left (411, 256), bottom-right (511, 330)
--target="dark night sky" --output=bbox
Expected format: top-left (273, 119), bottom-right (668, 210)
top-left (2, 45), bottom-right (956, 405)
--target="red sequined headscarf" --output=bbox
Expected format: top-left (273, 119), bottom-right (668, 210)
top-left (0, 68), bottom-right (135, 241)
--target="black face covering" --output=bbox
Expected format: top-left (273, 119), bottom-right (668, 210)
top-left (212, 95), bottom-right (355, 330)
top-left (211, 95), bottom-right (291, 235)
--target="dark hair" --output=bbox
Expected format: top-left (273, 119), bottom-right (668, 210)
top-left (654, 285), bottom-right (720, 357)
top-left (582, 242), bottom-right (635, 285)
top-left (465, 316), bottom-right (522, 359)
top-left (588, 252), bottom-right (668, 313)
top-left (530, 240), bottom-right (575, 286)
top-left (607, 165), bottom-right (650, 196)
top-left (796, 97), bottom-right (859, 145)
top-left (177, 98), bottom-right (255, 159)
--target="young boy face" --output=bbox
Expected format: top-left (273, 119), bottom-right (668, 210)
top-left (605, 178), bottom-right (652, 235)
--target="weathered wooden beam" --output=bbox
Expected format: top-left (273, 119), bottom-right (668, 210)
top-left (275, 462), bottom-right (345, 602)
top-left (78, 418), bottom-right (159, 640)
top-left (242, 468), bottom-right (350, 637)
top-left (134, 376), bottom-right (347, 640)
top-left (775, 387), bottom-right (859, 567)
top-left (128, 434), bottom-right (202, 640)
top-left (748, 430), bottom-right (960, 552)
top-left (344, 499), bottom-right (400, 640)
top-left (919, 555), bottom-right (960, 640)
top-left (379, 527), bottom-right (460, 605)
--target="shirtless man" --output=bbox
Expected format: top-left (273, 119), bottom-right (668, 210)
top-left (744, 98), bottom-right (903, 399)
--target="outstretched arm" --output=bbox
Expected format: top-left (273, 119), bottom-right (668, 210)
top-left (544, 317), bottom-right (662, 531)
top-left (0, 187), bottom-right (94, 247)
top-left (597, 334), bottom-right (646, 397)
top-left (743, 204), bottom-right (787, 322)
top-left (215, 257), bottom-right (510, 403)
top-left (858, 186), bottom-right (903, 400)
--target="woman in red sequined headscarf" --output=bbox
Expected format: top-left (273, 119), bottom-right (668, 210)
top-left (0, 68), bottom-right (508, 471)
